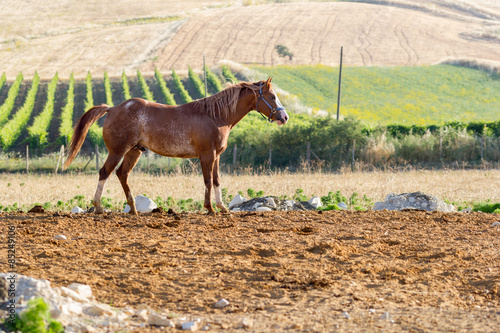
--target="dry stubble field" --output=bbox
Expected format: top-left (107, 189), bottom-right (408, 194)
top-left (1, 0), bottom-right (500, 79)
top-left (1, 170), bottom-right (500, 331)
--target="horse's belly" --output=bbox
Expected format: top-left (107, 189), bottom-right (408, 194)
top-left (144, 131), bottom-right (197, 158)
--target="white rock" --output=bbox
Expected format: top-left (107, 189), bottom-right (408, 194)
top-left (252, 202), bottom-right (263, 210)
top-left (135, 309), bottom-right (149, 322)
top-left (60, 286), bottom-right (87, 303)
top-left (182, 321), bottom-right (199, 331)
top-left (229, 194), bottom-right (246, 209)
top-left (342, 311), bottom-right (350, 319)
top-left (240, 317), bottom-right (254, 328)
top-left (54, 234), bottom-right (67, 240)
top-left (460, 208), bottom-right (472, 213)
top-left (84, 303), bottom-right (114, 316)
top-left (492, 222), bottom-right (500, 226)
top-left (284, 200), bottom-right (295, 207)
top-left (124, 195), bottom-right (157, 213)
top-left (265, 197), bottom-right (277, 208)
top-left (68, 283), bottom-right (92, 300)
top-left (256, 206), bottom-right (272, 212)
top-left (380, 311), bottom-right (392, 320)
top-left (373, 192), bottom-right (455, 212)
top-left (337, 202), bottom-right (348, 210)
top-left (215, 298), bottom-right (229, 308)
top-left (71, 206), bottom-right (84, 214)
top-left (308, 197), bottom-right (322, 209)
top-left (148, 312), bottom-right (174, 327)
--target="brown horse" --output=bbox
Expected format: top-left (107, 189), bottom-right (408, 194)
top-left (63, 77), bottom-right (288, 214)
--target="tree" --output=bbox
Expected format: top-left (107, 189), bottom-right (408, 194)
top-left (275, 44), bottom-right (294, 60)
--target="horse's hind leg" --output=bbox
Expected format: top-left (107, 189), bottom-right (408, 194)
top-left (116, 148), bottom-right (142, 215)
top-left (93, 154), bottom-right (122, 214)
top-left (213, 156), bottom-right (228, 213)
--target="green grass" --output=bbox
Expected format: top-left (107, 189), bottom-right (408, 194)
top-left (254, 64), bottom-right (500, 125)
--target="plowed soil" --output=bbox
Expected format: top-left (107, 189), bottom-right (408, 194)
top-left (2, 209), bottom-right (500, 332)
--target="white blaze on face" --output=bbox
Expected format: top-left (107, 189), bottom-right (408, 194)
top-left (271, 89), bottom-right (284, 110)
top-left (271, 89), bottom-right (288, 125)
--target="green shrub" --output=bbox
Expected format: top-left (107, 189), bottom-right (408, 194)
top-left (171, 69), bottom-right (192, 104)
top-left (28, 72), bottom-right (59, 145)
top-left (0, 72), bottom-right (23, 126)
top-left (221, 64), bottom-right (237, 84)
top-left (103, 71), bottom-right (114, 106)
top-left (59, 73), bottom-right (75, 143)
top-left (137, 69), bottom-right (155, 101)
top-left (188, 66), bottom-right (206, 98)
top-left (121, 70), bottom-right (131, 100)
top-left (155, 68), bottom-right (176, 105)
top-left (205, 66), bottom-right (223, 92)
top-left (6, 297), bottom-right (64, 333)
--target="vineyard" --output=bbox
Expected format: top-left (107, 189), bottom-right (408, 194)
top-left (0, 63), bottom-right (499, 171)
top-left (0, 65), bottom-right (235, 156)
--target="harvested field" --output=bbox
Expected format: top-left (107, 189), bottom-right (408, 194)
top-left (1, 209), bottom-right (499, 331)
top-left (1, 1), bottom-right (500, 79)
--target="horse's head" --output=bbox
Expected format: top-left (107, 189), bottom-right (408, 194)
top-left (255, 77), bottom-right (289, 125)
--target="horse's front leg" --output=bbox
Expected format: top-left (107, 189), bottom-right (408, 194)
top-left (199, 152), bottom-right (216, 214)
top-left (213, 155), bottom-right (228, 213)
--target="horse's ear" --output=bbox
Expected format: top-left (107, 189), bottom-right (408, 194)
top-left (265, 77), bottom-right (273, 89)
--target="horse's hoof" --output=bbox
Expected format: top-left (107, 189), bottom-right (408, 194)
top-left (95, 207), bottom-right (104, 214)
top-left (128, 210), bottom-right (138, 215)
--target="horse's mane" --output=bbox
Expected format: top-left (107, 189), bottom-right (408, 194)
top-left (192, 81), bottom-right (262, 120)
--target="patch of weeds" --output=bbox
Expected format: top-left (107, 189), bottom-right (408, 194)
top-left (293, 188), bottom-right (308, 202)
top-left (247, 188), bottom-right (264, 199)
top-left (472, 201), bottom-right (500, 213)
top-left (6, 297), bottom-right (64, 333)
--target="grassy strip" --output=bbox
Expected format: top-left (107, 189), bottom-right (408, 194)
top-left (27, 72), bottom-right (59, 145)
top-left (188, 66), bottom-right (206, 98)
top-left (155, 68), bottom-right (176, 105)
top-left (221, 64), bottom-right (238, 84)
top-left (85, 71), bottom-right (104, 146)
top-left (256, 64), bottom-right (500, 125)
top-left (171, 69), bottom-right (192, 104)
top-left (0, 72), bottom-right (23, 126)
top-left (0, 73), bottom-right (40, 149)
top-left (59, 73), bottom-right (75, 143)
top-left (137, 69), bottom-right (155, 101)
top-left (121, 70), bottom-right (131, 100)
top-left (104, 71), bottom-right (114, 106)
top-left (0, 72), bottom-right (5, 91)
top-left (205, 66), bottom-right (223, 92)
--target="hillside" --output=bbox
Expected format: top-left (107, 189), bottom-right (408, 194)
top-left (0, 0), bottom-right (499, 79)
top-left (255, 63), bottom-right (500, 125)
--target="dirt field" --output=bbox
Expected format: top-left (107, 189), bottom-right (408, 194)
top-left (2, 209), bottom-right (499, 331)
top-left (1, 0), bottom-right (499, 79)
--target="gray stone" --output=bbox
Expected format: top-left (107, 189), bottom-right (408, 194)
top-left (214, 298), bottom-right (229, 308)
top-left (373, 192), bottom-right (455, 212)
top-left (337, 202), bottom-right (348, 210)
top-left (55, 234), bottom-right (67, 240)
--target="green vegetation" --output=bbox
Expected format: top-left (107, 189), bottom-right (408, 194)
top-left (275, 44), bottom-right (294, 60)
top-left (6, 297), bottom-right (64, 333)
top-left (171, 69), bottom-right (192, 104)
top-left (188, 66), bottom-right (207, 98)
top-left (0, 72), bottom-right (23, 126)
top-left (0, 72), bottom-right (6, 91)
top-left (205, 66), bottom-right (223, 92)
top-left (121, 70), bottom-right (131, 100)
top-left (59, 73), bottom-right (75, 143)
top-left (103, 71), bottom-right (114, 106)
top-left (28, 72), bottom-right (59, 145)
top-left (221, 64), bottom-right (237, 84)
top-left (155, 68), bottom-right (176, 105)
top-left (256, 64), bottom-right (500, 125)
top-left (85, 71), bottom-right (104, 146)
top-left (0, 72), bottom-right (40, 149)
top-left (137, 69), bottom-right (155, 101)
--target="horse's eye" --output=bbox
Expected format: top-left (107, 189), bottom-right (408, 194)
top-left (271, 95), bottom-right (276, 100)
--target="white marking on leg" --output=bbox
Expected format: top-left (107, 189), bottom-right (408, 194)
top-left (214, 186), bottom-right (223, 206)
top-left (93, 180), bottom-right (106, 205)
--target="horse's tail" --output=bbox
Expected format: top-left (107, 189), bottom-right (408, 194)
top-left (63, 104), bottom-right (110, 169)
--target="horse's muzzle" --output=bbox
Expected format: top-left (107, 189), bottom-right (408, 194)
top-left (276, 110), bottom-right (289, 125)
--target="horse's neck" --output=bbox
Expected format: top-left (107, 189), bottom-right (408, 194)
top-left (225, 90), bottom-right (255, 128)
